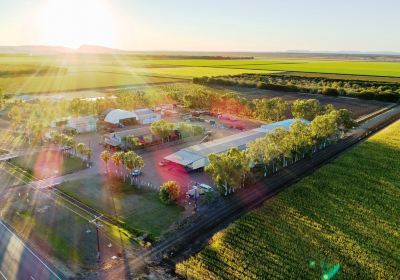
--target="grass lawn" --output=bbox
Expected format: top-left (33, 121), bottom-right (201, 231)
top-left (59, 175), bottom-right (184, 239)
top-left (10, 150), bottom-right (85, 179)
top-left (177, 121), bottom-right (400, 280)
top-left (0, 191), bottom-right (99, 270)
top-left (0, 169), bottom-right (23, 192)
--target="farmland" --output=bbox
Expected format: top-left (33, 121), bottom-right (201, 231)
top-left (176, 121), bottom-right (400, 279)
top-left (1, 54), bottom-right (400, 96)
top-left (0, 71), bottom-right (179, 95)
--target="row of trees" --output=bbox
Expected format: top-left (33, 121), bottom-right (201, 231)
top-left (206, 109), bottom-right (354, 196)
top-left (49, 132), bottom-right (92, 162)
top-left (194, 74), bottom-right (400, 102)
top-left (100, 150), bottom-right (144, 185)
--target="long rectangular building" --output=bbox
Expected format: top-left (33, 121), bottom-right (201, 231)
top-left (164, 119), bottom-right (307, 170)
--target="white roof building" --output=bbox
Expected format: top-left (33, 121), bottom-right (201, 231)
top-left (133, 108), bottom-right (161, 125)
top-left (67, 116), bottom-right (97, 133)
top-left (164, 119), bottom-right (308, 170)
top-left (104, 109), bottom-right (138, 125)
top-left (50, 116), bottom-right (97, 133)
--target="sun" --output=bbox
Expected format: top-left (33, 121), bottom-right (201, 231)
top-left (37, 0), bottom-right (116, 48)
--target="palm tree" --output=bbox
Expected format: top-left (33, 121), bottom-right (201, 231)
top-left (76, 142), bottom-right (87, 158)
top-left (111, 151), bottom-right (124, 178)
top-left (100, 150), bottom-right (111, 174)
top-left (84, 147), bottom-right (92, 166)
top-left (64, 136), bottom-right (76, 156)
top-left (123, 151), bottom-right (144, 185)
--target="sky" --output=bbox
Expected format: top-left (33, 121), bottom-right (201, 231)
top-left (0, 0), bottom-right (399, 52)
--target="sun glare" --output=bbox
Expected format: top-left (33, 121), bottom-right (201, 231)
top-left (37, 0), bottom-right (116, 48)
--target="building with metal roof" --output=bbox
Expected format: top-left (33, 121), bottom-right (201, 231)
top-left (104, 109), bottom-right (138, 125)
top-left (164, 119), bottom-right (308, 170)
top-left (50, 116), bottom-right (97, 133)
top-left (133, 108), bottom-right (161, 125)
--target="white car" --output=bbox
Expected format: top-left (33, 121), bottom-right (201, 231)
top-left (198, 183), bottom-right (213, 193)
top-left (186, 186), bottom-right (202, 198)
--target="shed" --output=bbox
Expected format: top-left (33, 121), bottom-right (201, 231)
top-left (66, 116), bottom-right (97, 133)
top-left (104, 109), bottom-right (138, 126)
top-left (164, 119), bottom-right (309, 170)
top-left (133, 108), bottom-right (161, 125)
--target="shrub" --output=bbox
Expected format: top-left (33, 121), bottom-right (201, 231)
top-left (159, 181), bottom-right (180, 204)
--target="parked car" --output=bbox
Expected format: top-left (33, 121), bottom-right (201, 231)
top-left (131, 169), bottom-right (142, 176)
top-left (186, 186), bottom-right (202, 198)
top-left (198, 183), bottom-right (213, 193)
top-left (159, 160), bottom-right (169, 167)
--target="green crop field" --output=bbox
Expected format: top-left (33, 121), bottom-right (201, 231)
top-left (176, 121), bottom-right (400, 280)
top-left (0, 71), bottom-right (178, 94)
top-left (216, 61), bottom-right (400, 77)
top-left (1, 54), bottom-right (400, 95)
top-left (138, 67), bottom-right (275, 78)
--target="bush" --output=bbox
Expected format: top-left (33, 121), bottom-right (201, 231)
top-left (159, 181), bottom-right (180, 204)
top-left (322, 87), bottom-right (339, 96)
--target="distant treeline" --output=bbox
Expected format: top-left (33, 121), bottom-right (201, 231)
top-left (0, 66), bottom-right (68, 77)
top-left (194, 74), bottom-right (400, 102)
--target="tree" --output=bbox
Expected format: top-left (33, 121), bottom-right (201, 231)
top-left (100, 150), bottom-right (112, 174)
top-left (150, 119), bottom-right (174, 142)
top-left (76, 143), bottom-right (87, 157)
top-left (266, 127), bottom-right (291, 168)
top-left (0, 89), bottom-right (5, 110)
top-left (252, 97), bottom-right (288, 122)
top-left (291, 99), bottom-right (321, 120)
top-left (205, 148), bottom-right (250, 196)
top-left (330, 109), bottom-right (355, 134)
top-left (288, 120), bottom-right (313, 161)
top-left (159, 181), bottom-right (180, 204)
top-left (123, 151), bottom-right (144, 184)
top-left (310, 113), bottom-right (338, 150)
top-left (8, 104), bottom-right (26, 127)
top-left (123, 136), bottom-right (142, 150)
top-left (177, 122), bottom-right (193, 138)
top-left (111, 151), bottom-right (124, 177)
top-left (82, 147), bottom-right (92, 164)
